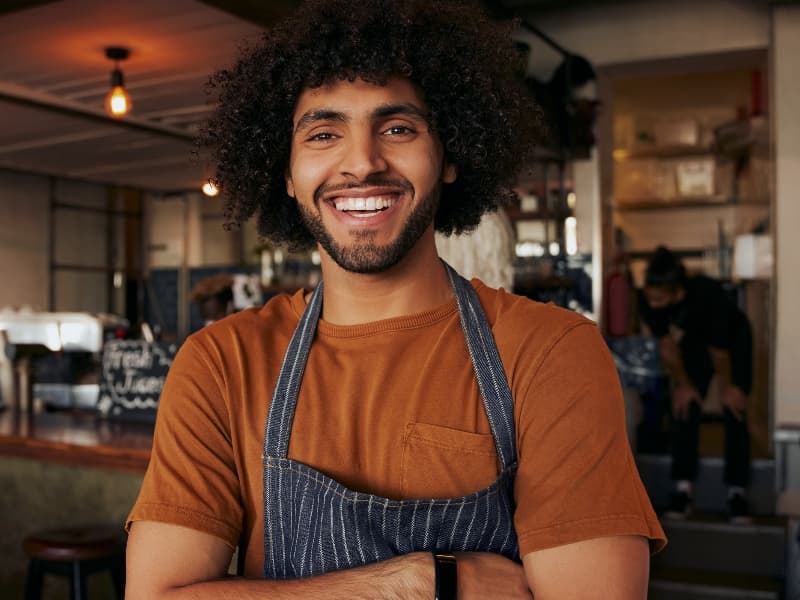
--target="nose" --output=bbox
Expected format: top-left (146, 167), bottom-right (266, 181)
top-left (339, 130), bottom-right (388, 180)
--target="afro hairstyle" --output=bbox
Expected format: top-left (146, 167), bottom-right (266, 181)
top-left (200, 0), bottom-right (544, 250)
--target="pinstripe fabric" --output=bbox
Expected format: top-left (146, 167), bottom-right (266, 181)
top-left (263, 263), bottom-right (519, 578)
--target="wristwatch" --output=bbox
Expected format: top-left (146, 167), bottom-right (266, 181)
top-left (433, 552), bottom-right (457, 600)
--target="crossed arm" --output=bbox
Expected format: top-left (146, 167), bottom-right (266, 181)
top-left (125, 520), bottom-right (649, 599)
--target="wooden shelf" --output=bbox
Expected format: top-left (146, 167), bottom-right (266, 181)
top-left (613, 146), bottom-right (717, 160)
top-left (615, 197), bottom-right (770, 212)
top-left (617, 197), bottom-right (728, 211)
top-left (626, 248), bottom-right (706, 261)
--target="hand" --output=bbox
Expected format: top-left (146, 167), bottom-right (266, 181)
top-left (671, 383), bottom-right (700, 420)
top-left (455, 552), bottom-right (533, 599)
top-left (721, 385), bottom-right (747, 421)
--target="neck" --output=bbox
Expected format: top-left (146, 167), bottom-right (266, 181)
top-left (316, 228), bottom-right (452, 325)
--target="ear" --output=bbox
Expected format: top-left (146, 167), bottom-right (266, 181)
top-left (442, 161), bottom-right (457, 184)
top-left (285, 168), bottom-right (295, 198)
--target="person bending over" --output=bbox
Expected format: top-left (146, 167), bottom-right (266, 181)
top-left (640, 246), bottom-right (752, 523)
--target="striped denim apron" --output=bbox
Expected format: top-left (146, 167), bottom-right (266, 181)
top-left (263, 264), bottom-right (519, 578)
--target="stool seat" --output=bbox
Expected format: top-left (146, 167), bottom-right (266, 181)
top-left (23, 525), bottom-right (125, 562)
top-left (22, 524), bottom-right (125, 600)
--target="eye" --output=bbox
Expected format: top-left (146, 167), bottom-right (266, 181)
top-left (383, 125), bottom-right (416, 137)
top-left (307, 131), bottom-right (338, 142)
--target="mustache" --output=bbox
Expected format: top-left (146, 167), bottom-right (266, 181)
top-left (314, 177), bottom-right (414, 202)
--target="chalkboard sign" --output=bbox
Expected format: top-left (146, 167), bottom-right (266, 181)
top-left (97, 340), bottom-right (178, 422)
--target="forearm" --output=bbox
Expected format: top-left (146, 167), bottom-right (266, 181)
top-left (709, 347), bottom-right (733, 387)
top-left (147, 552), bottom-right (433, 600)
top-left (659, 336), bottom-right (691, 385)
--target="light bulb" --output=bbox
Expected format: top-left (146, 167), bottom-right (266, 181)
top-left (105, 85), bottom-right (132, 117)
top-left (202, 180), bottom-right (220, 197)
top-left (567, 192), bottom-right (577, 210)
top-left (103, 50), bottom-right (132, 117)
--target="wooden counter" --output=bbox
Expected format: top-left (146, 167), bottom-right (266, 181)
top-left (0, 407), bottom-right (152, 472)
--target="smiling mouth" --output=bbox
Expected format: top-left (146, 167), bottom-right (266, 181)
top-left (330, 195), bottom-right (399, 218)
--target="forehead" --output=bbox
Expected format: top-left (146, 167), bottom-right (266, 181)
top-left (644, 285), bottom-right (673, 303)
top-left (292, 77), bottom-right (428, 122)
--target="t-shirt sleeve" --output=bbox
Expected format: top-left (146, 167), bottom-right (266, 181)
top-left (126, 336), bottom-right (242, 548)
top-left (513, 321), bottom-right (666, 556)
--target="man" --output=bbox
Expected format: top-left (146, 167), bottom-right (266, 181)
top-left (126, 1), bottom-right (665, 597)
top-left (639, 246), bottom-right (752, 522)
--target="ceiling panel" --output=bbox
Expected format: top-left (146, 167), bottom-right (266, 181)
top-left (0, 0), bottom-right (267, 192)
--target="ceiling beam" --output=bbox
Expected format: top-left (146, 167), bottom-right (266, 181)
top-left (0, 129), bottom-right (118, 154)
top-left (0, 0), bottom-right (59, 17)
top-left (196, 0), bottom-right (299, 27)
top-left (72, 154), bottom-right (196, 177)
top-left (0, 82), bottom-right (195, 144)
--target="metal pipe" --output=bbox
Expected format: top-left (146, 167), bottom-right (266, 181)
top-left (520, 20), bottom-right (571, 58)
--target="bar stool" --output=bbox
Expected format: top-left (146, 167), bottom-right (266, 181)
top-left (22, 524), bottom-right (126, 600)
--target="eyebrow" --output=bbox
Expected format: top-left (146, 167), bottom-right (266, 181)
top-left (294, 109), bottom-right (347, 135)
top-left (294, 102), bottom-right (431, 135)
top-left (372, 102), bottom-right (431, 122)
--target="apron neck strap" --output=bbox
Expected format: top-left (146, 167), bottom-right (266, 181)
top-left (444, 263), bottom-right (516, 469)
top-left (264, 282), bottom-right (323, 458)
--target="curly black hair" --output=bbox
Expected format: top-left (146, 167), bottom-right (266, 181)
top-left (201, 0), bottom-right (543, 250)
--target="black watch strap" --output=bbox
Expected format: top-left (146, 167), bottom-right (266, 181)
top-left (433, 552), bottom-right (457, 600)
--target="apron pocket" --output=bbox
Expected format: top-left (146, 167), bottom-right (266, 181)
top-left (401, 422), bottom-right (499, 499)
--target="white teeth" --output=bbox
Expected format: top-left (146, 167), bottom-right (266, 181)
top-left (333, 196), bottom-right (397, 212)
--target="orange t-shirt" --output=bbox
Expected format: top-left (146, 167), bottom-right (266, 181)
top-left (127, 281), bottom-right (666, 575)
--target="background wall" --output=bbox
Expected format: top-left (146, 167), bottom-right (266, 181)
top-left (0, 170), bottom-right (124, 314)
top-left (0, 170), bottom-right (50, 311)
top-left (51, 179), bottom-right (110, 314)
top-left (773, 6), bottom-right (800, 426)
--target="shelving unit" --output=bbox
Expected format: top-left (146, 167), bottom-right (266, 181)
top-left (607, 60), bottom-right (773, 458)
top-left (509, 157), bottom-right (594, 313)
top-left (610, 66), bottom-right (770, 280)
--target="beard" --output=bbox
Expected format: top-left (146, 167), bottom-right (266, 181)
top-left (298, 179), bottom-right (441, 274)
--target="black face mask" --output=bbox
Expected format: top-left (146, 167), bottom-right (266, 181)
top-left (648, 305), bottom-right (673, 321)
top-left (651, 298), bottom-right (688, 327)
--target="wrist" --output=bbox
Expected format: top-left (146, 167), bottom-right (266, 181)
top-left (402, 552), bottom-right (436, 600)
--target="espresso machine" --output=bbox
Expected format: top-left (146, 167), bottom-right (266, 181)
top-left (0, 311), bottom-right (127, 412)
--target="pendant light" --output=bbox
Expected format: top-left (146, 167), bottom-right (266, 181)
top-left (202, 179), bottom-right (220, 197)
top-left (104, 46), bottom-right (132, 118)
